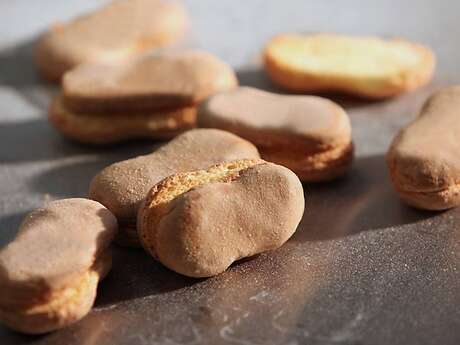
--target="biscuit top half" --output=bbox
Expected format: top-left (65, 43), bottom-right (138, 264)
top-left (0, 199), bottom-right (117, 298)
top-left (199, 87), bottom-right (351, 152)
top-left (38, 0), bottom-right (187, 65)
top-left (387, 86), bottom-right (460, 192)
top-left (89, 129), bottom-right (260, 221)
top-left (63, 50), bottom-right (238, 113)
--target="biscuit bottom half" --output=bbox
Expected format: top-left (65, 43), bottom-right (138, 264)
top-left (49, 95), bottom-right (197, 145)
top-left (138, 159), bottom-right (265, 259)
top-left (0, 251), bottom-right (111, 334)
top-left (391, 182), bottom-right (460, 211)
top-left (262, 142), bottom-right (354, 182)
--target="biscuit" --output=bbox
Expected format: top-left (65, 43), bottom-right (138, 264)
top-left (62, 50), bottom-right (238, 114)
top-left (264, 33), bottom-right (435, 99)
top-left (387, 86), bottom-right (460, 210)
top-left (50, 50), bottom-right (237, 144)
top-left (0, 199), bottom-right (117, 334)
top-left (35, 0), bottom-right (187, 81)
top-left (89, 129), bottom-right (260, 246)
top-left (199, 87), bottom-right (353, 181)
top-left (49, 95), bottom-right (196, 145)
top-left (138, 159), bottom-right (305, 278)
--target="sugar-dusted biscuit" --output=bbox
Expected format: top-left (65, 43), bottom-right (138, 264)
top-left (387, 86), bottom-right (460, 210)
top-left (62, 50), bottom-right (238, 114)
top-left (264, 33), bottom-right (435, 99)
top-left (49, 50), bottom-right (238, 144)
top-left (199, 87), bottom-right (353, 181)
top-left (35, 0), bottom-right (188, 81)
top-left (89, 129), bottom-right (260, 246)
top-left (0, 199), bottom-right (117, 334)
top-left (138, 159), bottom-right (305, 278)
top-left (49, 95), bottom-right (196, 145)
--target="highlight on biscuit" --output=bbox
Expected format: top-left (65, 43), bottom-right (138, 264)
top-left (138, 159), bottom-right (305, 278)
top-left (264, 33), bottom-right (435, 98)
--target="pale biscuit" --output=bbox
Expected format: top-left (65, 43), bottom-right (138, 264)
top-left (264, 33), bottom-right (435, 99)
top-left (49, 95), bottom-right (196, 144)
top-left (199, 87), bottom-right (353, 181)
top-left (387, 86), bottom-right (460, 210)
top-left (0, 199), bottom-right (117, 334)
top-left (50, 50), bottom-right (237, 144)
top-left (89, 129), bottom-right (260, 246)
top-left (138, 159), bottom-right (305, 278)
top-left (35, 0), bottom-right (187, 81)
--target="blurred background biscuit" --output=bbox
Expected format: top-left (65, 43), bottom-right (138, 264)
top-left (35, 0), bottom-right (188, 81)
top-left (89, 129), bottom-right (260, 246)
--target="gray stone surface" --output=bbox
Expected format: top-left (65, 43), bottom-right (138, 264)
top-left (1, 1), bottom-right (460, 344)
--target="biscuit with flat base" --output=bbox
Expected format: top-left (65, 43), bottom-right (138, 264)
top-left (0, 199), bottom-right (117, 334)
top-left (387, 86), bottom-right (460, 210)
top-left (35, 0), bottom-right (188, 81)
top-left (264, 33), bottom-right (435, 99)
top-left (199, 87), bottom-right (353, 181)
top-left (138, 159), bottom-right (305, 278)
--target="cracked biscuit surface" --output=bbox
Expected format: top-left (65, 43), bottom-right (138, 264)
top-left (35, 0), bottom-right (188, 81)
top-left (138, 159), bottom-right (305, 278)
top-left (89, 129), bottom-right (260, 246)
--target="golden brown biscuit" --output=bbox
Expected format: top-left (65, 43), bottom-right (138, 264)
top-left (62, 50), bottom-right (238, 114)
top-left (199, 87), bottom-right (353, 181)
top-left (89, 129), bottom-right (260, 246)
top-left (264, 33), bottom-right (435, 99)
top-left (49, 95), bottom-right (196, 145)
top-left (387, 86), bottom-right (460, 210)
top-left (138, 159), bottom-right (305, 278)
top-left (35, 0), bottom-right (188, 81)
top-left (0, 199), bottom-right (117, 334)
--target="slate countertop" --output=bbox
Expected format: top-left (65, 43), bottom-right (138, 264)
top-left (1, 1), bottom-right (459, 344)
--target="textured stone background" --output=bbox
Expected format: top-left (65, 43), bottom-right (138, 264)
top-left (1, 1), bottom-right (459, 344)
